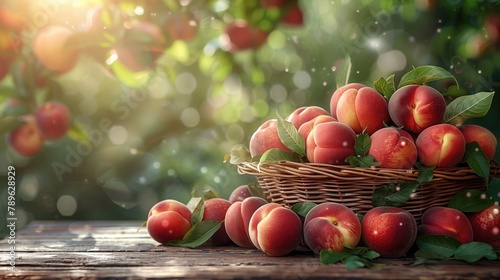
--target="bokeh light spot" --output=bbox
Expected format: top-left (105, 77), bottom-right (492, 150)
top-left (180, 107), bottom-right (200, 127)
top-left (57, 195), bottom-right (78, 216)
top-left (108, 125), bottom-right (128, 145)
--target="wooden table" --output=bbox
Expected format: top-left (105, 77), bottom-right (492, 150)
top-left (1, 220), bottom-right (499, 279)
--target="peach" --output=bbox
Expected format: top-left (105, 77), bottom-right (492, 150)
top-left (368, 127), bottom-right (418, 169)
top-left (248, 203), bottom-right (302, 256)
top-left (33, 25), bottom-right (80, 74)
top-left (147, 199), bottom-right (192, 244)
top-left (415, 124), bottom-right (466, 168)
top-left (249, 119), bottom-right (291, 158)
top-left (303, 202), bottom-right (362, 254)
top-left (361, 206), bottom-right (417, 258)
top-left (418, 206), bottom-right (474, 244)
top-left (336, 87), bottom-right (390, 135)
top-left (467, 204), bottom-right (500, 249)
top-left (388, 85), bottom-right (446, 133)
top-left (286, 106), bottom-right (330, 129)
top-left (202, 198), bottom-right (233, 245)
top-left (306, 121), bottom-right (356, 164)
top-left (225, 197), bottom-right (268, 248)
top-left (222, 20), bottom-right (269, 52)
top-left (458, 124), bottom-right (497, 161)
top-left (280, 2), bottom-right (304, 26)
top-left (8, 116), bottom-right (44, 157)
top-left (297, 115), bottom-right (337, 143)
top-left (228, 185), bottom-right (253, 203)
top-left (329, 83), bottom-right (365, 118)
top-left (35, 101), bottom-right (71, 140)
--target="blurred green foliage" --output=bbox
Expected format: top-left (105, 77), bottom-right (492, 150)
top-left (0, 0), bottom-right (499, 231)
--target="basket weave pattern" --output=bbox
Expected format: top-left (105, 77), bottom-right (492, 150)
top-left (238, 161), bottom-right (500, 221)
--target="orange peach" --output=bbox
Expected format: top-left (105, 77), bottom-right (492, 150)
top-left (147, 199), bottom-right (192, 244)
top-left (336, 87), bottom-right (390, 135)
top-left (329, 83), bottom-right (365, 119)
top-left (458, 124), bottom-right (497, 161)
top-left (286, 106), bottom-right (330, 129)
top-left (224, 197), bottom-right (268, 248)
top-left (415, 124), bottom-right (466, 168)
top-left (297, 115), bottom-right (337, 143)
top-left (418, 206), bottom-right (473, 244)
top-left (303, 202), bottom-right (362, 254)
top-left (33, 25), bottom-right (80, 74)
top-left (388, 85), bottom-right (446, 133)
top-left (249, 119), bottom-right (291, 158)
top-left (368, 127), bottom-right (417, 169)
top-left (306, 121), bottom-right (356, 164)
top-left (248, 203), bottom-right (302, 256)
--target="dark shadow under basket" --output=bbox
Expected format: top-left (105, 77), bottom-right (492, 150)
top-left (238, 161), bottom-right (500, 222)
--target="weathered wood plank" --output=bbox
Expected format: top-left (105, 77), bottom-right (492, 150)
top-left (1, 220), bottom-right (499, 279)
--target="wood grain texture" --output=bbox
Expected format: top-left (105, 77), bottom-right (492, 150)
top-left (1, 220), bottom-right (499, 279)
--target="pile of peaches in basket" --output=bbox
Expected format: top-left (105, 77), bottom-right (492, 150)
top-left (144, 66), bottom-right (499, 267)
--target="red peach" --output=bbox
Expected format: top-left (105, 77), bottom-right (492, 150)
top-left (228, 185), bottom-right (253, 204)
top-left (222, 20), bottom-right (269, 52)
top-left (202, 198), bottom-right (233, 245)
top-left (147, 199), bottom-right (192, 244)
top-left (248, 203), bottom-right (302, 256)
top-left (225, 197), bottom-right (268, 248)
top-left (306, 121), bottom-right (356, 164)
top-left (35, 101), bottom-right (71, 140)
top-left (329, 83), bottom-right (365, 119)
top-left (286, 106), bottom-right (330, 129)
top-left (369, 127), bottom-right (418, 169)
top-left (281, 3), bottom-right (304, 26)
top-left (297, 115), bottom-right (337, 143)
top-left (415, 124), bottom-right (466, 168)
top-left (33, 25), bottom-right (80, 74)
top-left (304, 202), bottom-right (362, 254)
top-left (388, 85), bottom-right (446, 133)
top-left (249, 119), bottom-right (291, 158)
top-left (419, 206), bottom-right (474, 244)
top-left (467, 204), bottom-right (500, 249)
top-left (336, 87), bottom-right (390, 135)
top-left (8, 116), bottom-right (44, 157)
top-left (361, 206), bottom-right (417, 258)
top-left (458, 124), bottom-right (497, 161)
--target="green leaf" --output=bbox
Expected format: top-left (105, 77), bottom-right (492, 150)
top-left (66, 121), bottom-right (90, 143)
top-left (291, 202), bottom-right (317, 218)
top-left (417, 164), bottom-right (434, 183)
top-left (442, 85), bottom-right (467, 98)
top-left (336, 55), bottom-right (352, 89)
top-left (447, 189), bottom-right (494, 213)
top-left (372, 183), bottom-right (419, 207)
top-left (444, 91), bottom-right (494, 125)
top-left (414, 250), bottom-right (448, 263)
top-left (276, 113), bottom-right (305, 157)
top-left (259, 148), bottom-right (303, 163)
top-left (346, 154), bottom-right (380, 168)
top-left (398, 65), bottom-right (458, 88)
top-left (320, 250), bottom-right (346, 264)
top-left (454, 242), bottom-right (497, 263)
top-left (168, 221), bottom-right (222, 248)
top-left (229, 144), bottom-right (252, 165)
top-left (344, 255), bottom-right (368, 270)
top-left (0, 116), bottom-right (24, 138)
top-left (463, 142), bottom-right (490, 187)
top-left (0, 85), bottom-right (21, 99)
top-left (354, 133), bottom-right (371, 156)
top-left (247, 181), bottom-right (268, 201)
top-left (373, 75), bottom-right (395, 99)
top-left (415, 235), bottom-right (461, 259)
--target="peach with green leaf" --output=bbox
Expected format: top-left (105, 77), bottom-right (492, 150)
top-left (249, 119), bottom-right (291, 158)
top-left (458, 124), bottom-right (497, 161)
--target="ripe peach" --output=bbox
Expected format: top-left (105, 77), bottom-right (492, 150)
top-left (225, 197), bottom-right (268, 248)
top-left (329, 83), bottom-right (365, 119)
top-left (8, 116), bottom-right (44, 157)
top-left (202, 198), bottom-right (233, 245)
top-left (415, 124), bottom-right (466, 168)
top-left (467, 204), bottom-right (500, 249)
top-left (35, 101), bottom-right (71, 140)
top-left (458, 124), bottom-right (497, 161)
top-left (306, 121), bottom-right (356, 164)
top-left (361, 206), bottom-right (417, 258)
top-left (388, 85), bottom-right (446, 133)
top-left (248, 203), bottom-right (302, 256)
top-left (147, 199), bottom-right (192, 244)
top-left (33, 25), bottom-right (80, 74)
top-left (297, 115), bottom-right (337, 143)
top-left (304, 202), bottom-right (362, 254)
top-left (222, 20), bottom-right (269, 52)
top-left (228, 185), bottom-right (253, 204)
top-left (286, 106), bottom-right (330, 129)
top-left (336, 87), bottom-right (390, 135)
top-left (281, 3), bottom-right (304, 26)
top-left (418, 206), bottom-right (474, 244)
top-left (249, 119), bottom-right (291, 158)
top-left (368, 127), bottom-right (418, 169)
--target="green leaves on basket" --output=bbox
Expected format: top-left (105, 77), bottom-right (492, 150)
top-left (291, 202), bottom-right (317, 218)
top-left (260, 148), bottom-right (304, 163)
top-left (320, 247), bottom-right (380, 270)
top-left (276, 112), bottom-right (306, 157)
top-left (346, 133), bottom-right (380, 168)
top-left (447, 189), bottom-right (494, 213)
top-left (444, 91), bottom-right (495, 126)
top-left (413, 235), bottom-right (498, 265)
top-left (463, 141), bottom-right (491, 187)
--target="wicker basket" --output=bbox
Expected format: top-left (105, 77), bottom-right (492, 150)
top-left (238, 161), bottom-right (500, 222)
